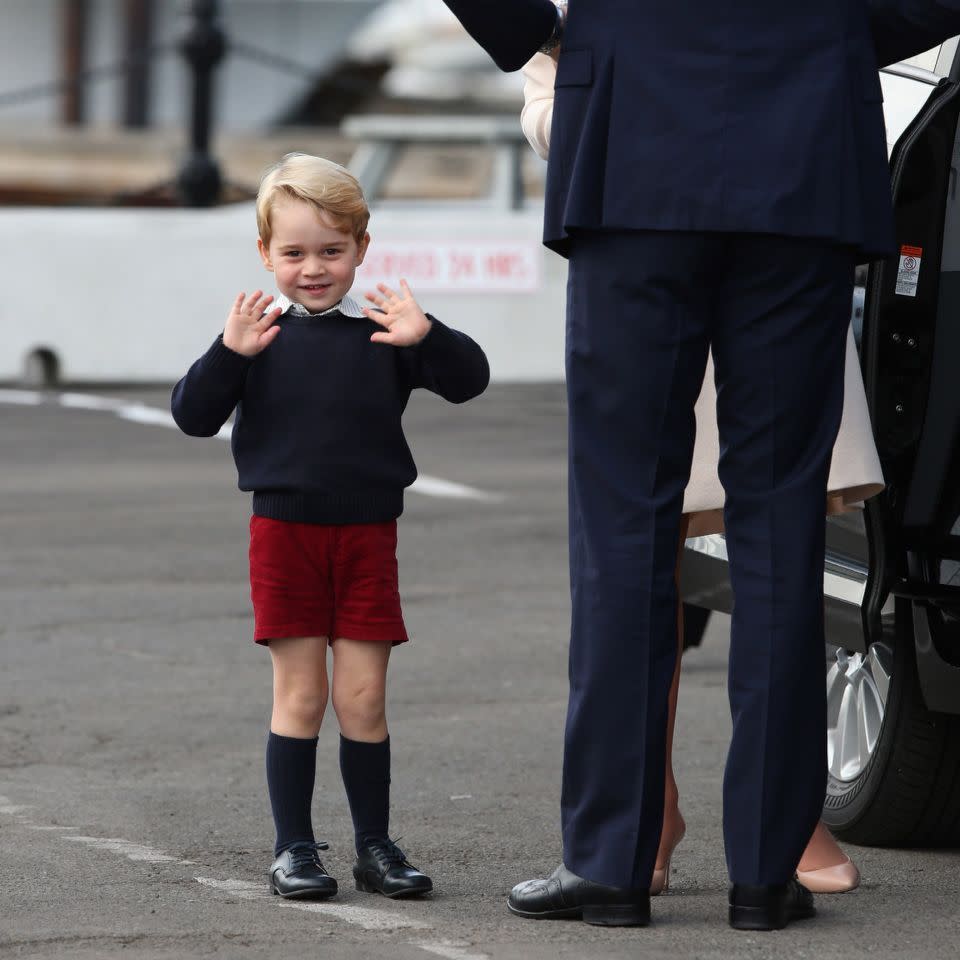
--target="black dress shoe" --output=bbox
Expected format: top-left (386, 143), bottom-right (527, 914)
top-left (729, 879), bottom-right (815, 930)
top-left (269, 841), bottom-right (338, 900)
top-left (353, 838), bottom-right (433, 898)
top-left (508, 864), bottom-right (650, 926)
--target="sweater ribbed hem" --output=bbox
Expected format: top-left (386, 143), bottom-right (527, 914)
top-left (252, 490), bottom-right (403, 525)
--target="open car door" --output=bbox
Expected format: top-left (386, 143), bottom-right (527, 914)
top-left (821, 45), bottom-right (960, 846)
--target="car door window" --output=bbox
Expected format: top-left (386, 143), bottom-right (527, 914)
top-left (902, 47), bottom-right (941, 73)
top-left (897, 39), bottom-right (959, 78)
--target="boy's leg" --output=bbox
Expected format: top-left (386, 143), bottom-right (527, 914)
top-left (331, 638), bottom-right (392, 849)
top-left (268, 635), bottom-right (329, 855)
top-left (270, 634), bottom-right (330, 737)
top-left (333, 637), bottom-right (431, 897)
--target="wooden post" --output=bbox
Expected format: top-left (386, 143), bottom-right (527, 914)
top-left (122, 0), bottom-right (154, 128)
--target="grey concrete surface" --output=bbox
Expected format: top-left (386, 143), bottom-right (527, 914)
top-left (0, 385), bottom-right (957, 959)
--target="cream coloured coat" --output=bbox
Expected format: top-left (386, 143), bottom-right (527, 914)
top-left (521, 53), bottom-right (885, 535)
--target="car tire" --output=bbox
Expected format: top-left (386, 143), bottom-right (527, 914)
top-left (823, 599), bottom-right (960, 846)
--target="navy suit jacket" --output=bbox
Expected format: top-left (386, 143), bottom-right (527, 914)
top-left (442, 0), bottom-right (960, 257)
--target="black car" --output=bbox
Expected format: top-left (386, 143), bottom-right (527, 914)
top-left (681, 45), bottom-right (960, 846)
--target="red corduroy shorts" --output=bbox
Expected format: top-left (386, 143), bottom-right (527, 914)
top-left (248, 515), bottom-right (408, 646)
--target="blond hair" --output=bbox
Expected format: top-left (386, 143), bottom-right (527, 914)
top-left (256, 153), bottom-right (370, 245)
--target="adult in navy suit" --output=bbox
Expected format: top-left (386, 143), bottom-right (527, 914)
top-left (441, 0), bottom-right (960, 931)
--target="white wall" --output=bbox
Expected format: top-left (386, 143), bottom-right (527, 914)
top-left (0, 202), bottom-right (567, 383)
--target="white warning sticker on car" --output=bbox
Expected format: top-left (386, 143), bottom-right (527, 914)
top-left (896, 244), bottom-right (923, 297)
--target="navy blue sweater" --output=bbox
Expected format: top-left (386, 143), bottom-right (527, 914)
top-left (170, 308), bottom-right (489, 523)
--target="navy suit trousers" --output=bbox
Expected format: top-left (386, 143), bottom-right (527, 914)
top-left (561, 230), bottom-right (854, 888)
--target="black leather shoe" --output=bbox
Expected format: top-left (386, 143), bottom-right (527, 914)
top-left (353, 838), bottom-right (433, 898)
top-left (508, 864), bottom-right (650, 926)
top-left (729, 879), bottom-right (815, 930)
top-left (269, 841), bottom-right (338, 900)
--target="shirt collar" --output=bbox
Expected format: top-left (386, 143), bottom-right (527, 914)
top-left (275, 293), bottom-right (366, 319)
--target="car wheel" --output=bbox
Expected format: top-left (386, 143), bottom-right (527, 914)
top-left (822, 599), bottom-right (960, 846)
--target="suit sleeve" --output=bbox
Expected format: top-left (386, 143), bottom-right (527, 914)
top-left (441, 0), bottom-right (558, 71)
top-left (869, 0), bottom-right (960, 68)
top-left (521, 53), bottom-right (557, 160)
top-left (170, 336), bottom-right (252, 437)
top-left (402, 317), bottom-right (490, 403)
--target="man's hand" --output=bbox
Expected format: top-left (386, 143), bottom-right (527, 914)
top-left (223, 290), bottom-right (282, 357)
top-left (364, 280), bottom-right (432, 347)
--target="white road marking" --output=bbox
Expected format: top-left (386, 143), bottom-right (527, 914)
top-left (417, 941), bottom-right (490, 960)
top-left (0, 388), bottom-right (43, 405)
top-left (115, 403), bottom-right (179, 429)
top-left (64, 836), bottom-right (186, 864)
top-left (195, 877), bottom-right (433, 930)
top-left (58, 392), bottom-right (124, 411)
top-left (412, 475), bottom-right (502, 502)
top-left (1, 391), bottom-right (501, 502)
top-left (449, 795), bottom-right (473, 801)
top-left (2, 795), bottom-right (440, 939)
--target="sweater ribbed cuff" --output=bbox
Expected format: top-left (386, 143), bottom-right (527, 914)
top-left (203, 335), bottom-right (254, 374)
top-left (416, 316), bottom-right (490, 400)
top-left (417, 315), bottom-right (460, 361)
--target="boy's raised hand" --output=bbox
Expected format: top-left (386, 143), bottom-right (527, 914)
top-left (364, 280), bottom-right (432, 347)
top-left (223, 291), bottom-right (282, 357)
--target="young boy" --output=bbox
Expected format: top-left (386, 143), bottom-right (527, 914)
top-left (171, 153), bottom-right (489, 900)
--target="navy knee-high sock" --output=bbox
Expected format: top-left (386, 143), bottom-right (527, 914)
top-left (339, 735), bottom-right (390, 853)
top-left (266, 732), bottom-right (318, 856)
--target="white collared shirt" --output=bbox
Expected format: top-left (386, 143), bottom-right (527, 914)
top-left (274, 293), bottom-right (366, 319)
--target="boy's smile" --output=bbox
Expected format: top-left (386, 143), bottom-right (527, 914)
top-left (258, 197), bottom-right (370, 313)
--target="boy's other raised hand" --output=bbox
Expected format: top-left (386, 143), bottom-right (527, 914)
top-left (364, 280), bottom-right (432, 347)
top-left (223, 291), bottom-right (283, 357)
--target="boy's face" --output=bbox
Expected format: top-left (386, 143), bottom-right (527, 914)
top-left (258, 197), bottom-right (369, 313)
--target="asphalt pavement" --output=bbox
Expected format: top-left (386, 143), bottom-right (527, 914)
top-left (0, 384), bottom-right (956, 960)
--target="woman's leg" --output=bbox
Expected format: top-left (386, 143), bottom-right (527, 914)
top-left (796, 820), bottom-right (860, 892)
top-left (267, 635), bottom-right (329, 855)
top-left (331, 638), bottom-right (392, 850)
top-left (798, 820), bottom-right (853, 872)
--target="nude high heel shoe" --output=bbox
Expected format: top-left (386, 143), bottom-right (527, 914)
top-left (650, 823), bottom-right (686, 896)
top-left (796, 856), bottom-right (860, 894)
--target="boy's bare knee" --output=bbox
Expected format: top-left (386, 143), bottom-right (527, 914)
top-left (274, 683), bottom-right (329, 735)
top-left (332, 678), bottom-right (386, 732)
